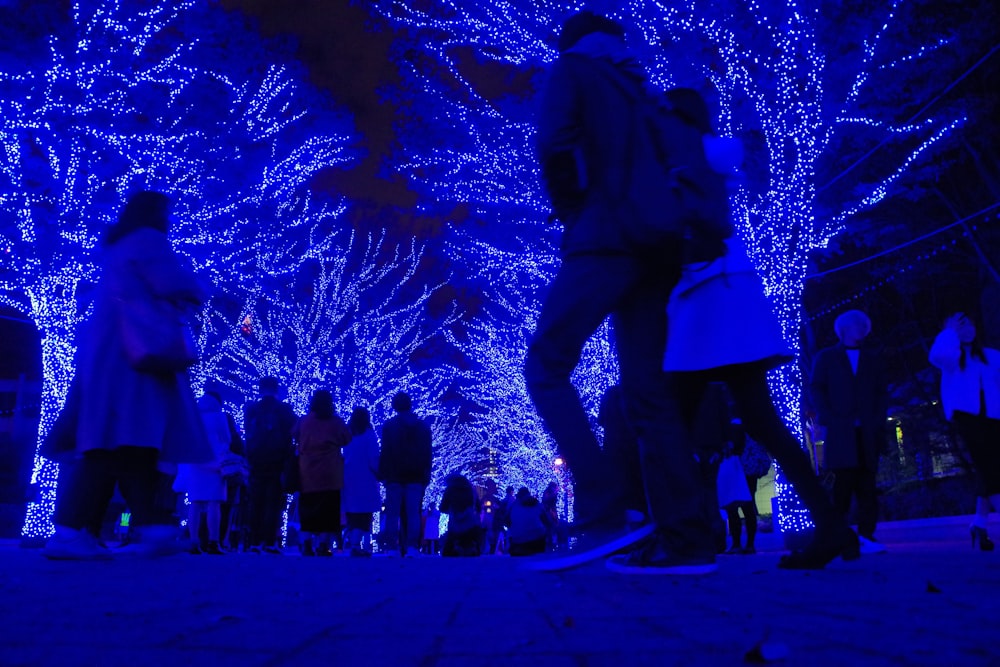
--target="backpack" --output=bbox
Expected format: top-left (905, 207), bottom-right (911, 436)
top-left (589, 58), bottom-right (733, 261)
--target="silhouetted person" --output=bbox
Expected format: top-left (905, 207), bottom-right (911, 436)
top-left (810, 310), bottom-right (888, 554)
top-left (45, 191), bottom-right (210, 560)
top-left (378, 392), bottom-right (433, 557)
top-left (244, 376), bottom-right (296, 554)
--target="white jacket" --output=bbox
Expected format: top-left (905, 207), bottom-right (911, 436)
top-left (929, 328), bottom-right (1000, 420)
top-left (663, 237), bottom-right (791, 372)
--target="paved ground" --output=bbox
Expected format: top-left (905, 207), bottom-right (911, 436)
top-left (1, 517), bottom-right (998, 667)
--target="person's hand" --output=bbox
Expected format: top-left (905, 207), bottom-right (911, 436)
top-left (944, 313), bottom-right (966, 332)
top-left (812, 424), bottom-right (827, 441)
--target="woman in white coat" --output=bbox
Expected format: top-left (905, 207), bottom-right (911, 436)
top-left (929, 312), bottom-right (1000, 550)
top-left (658, 88), bottom-right (857, 570)
top-left (343, 407), bottom-right (381, 556)
top-left (174, 393), bottom-right (231, 554)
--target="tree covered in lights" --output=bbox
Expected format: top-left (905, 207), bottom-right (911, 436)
top-left (200, 212), bottom-right (462, 433)
top-left (0, 0), bottom-right (355, 539)
top-left (371, 0), bottom-right (982, 530)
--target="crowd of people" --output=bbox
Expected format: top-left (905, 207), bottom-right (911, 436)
top-left (38, 10), bottom-right (1000, 572)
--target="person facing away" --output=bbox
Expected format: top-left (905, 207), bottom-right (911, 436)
top-left (506, 487), bottom-right (552, 557)
top-left (293, 389), bottom-right (351, 557)
top-left (45, 190), bottom-right (211, 561)
top-left (378, 391), bottom-right (433, 557)
top-left (422, 502), bottom-right (442, 555)
top-left (439, 472), bottom-right (482, 557)
top-left (526, 10), bottom-right (715, 574)
top-left (243, 376), bottom-right (297, 553)
top-left (929, 311), bottom-right (1000, 551)
top-left (173, 392), bottom-right (231, 555)
top-left (810, 309), bottom-right (888, 554)
top-left (343, 406), bottom-right (382, 556)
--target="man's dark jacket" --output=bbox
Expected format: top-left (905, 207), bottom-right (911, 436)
top-left (378, 411), bottom-right (433, 485)
top-left (809, 344), bottom-right (888, 470)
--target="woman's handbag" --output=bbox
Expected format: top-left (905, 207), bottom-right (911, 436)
top-left (119, 297), bottom-right (198, 373)
top-left (220, 453), bottom-right (250, 485)
top-left (740, 436), bottom-right (772, 478)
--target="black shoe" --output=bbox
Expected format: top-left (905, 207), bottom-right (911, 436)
top-left (606, 533), bottom-right (717, 576)
top-left (971, 526), bottom-right (996, 552)
top-left (202, 541), bottom-right (225, 555)
top-left (301, 540), bottom-right (315, 557)
top-left (778, 528), bottom-right (859, 570)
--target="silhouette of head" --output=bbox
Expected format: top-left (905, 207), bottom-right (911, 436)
top-left (557, 10), bottom-right (625, 52)
top-left (391, 391), bottom-right (412, 413)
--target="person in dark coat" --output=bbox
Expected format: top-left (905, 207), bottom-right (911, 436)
top-left (244, 376), bottom-right (297, 554)
top-left (378, 391), bottom-right (433, 557)
top-left (44, 191), bottom-right (211, 560)
top-left (524, 10), bottom-right (714, 574)
top-left (810, 310), bottom-right (889, 553)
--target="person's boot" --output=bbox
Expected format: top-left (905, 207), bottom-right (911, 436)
top-left (202, 541), bottom-right (225, 555)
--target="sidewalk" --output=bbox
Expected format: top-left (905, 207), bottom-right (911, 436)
top-left (1, 516), bottom-right (998, 667)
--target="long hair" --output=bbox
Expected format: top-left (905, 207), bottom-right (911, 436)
top-left (665, 87), bottom-right (713, 135)
top-left (102, 191), bottom-right (170, 246)
top-left (308, 389), bottom-right (335, 420)
top-left (946, 312), bottom-right (988, 370)
top-left (348, 407), bottom-right (372, 436)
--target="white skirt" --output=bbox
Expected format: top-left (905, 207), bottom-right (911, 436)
top-left (173, 462), bottom-right (226, 502)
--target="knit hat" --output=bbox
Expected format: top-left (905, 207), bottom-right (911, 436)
top-left (557, 11), bottom-right (625, 52)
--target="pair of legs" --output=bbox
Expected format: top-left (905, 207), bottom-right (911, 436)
top-left (187, 500), bottom-right (221, 549)
top-left (345, 511), bottom-right (374, 552)
top-left (525, 250), bottom-right (712, 557)
top-left (674, 364), bottom-right (852, 554)
top-left (952, 412), bottom-right (1000, 536)
top-left (248, 471), bottom-right (284, 548)
top-left (299, 490), bottom-right (341, 554)
top-left (724, 493), bottom-right (757, 552)
top-left (383, 483), bottom-right (425, 554)
top-left (831, 464), bottom-right (879, 540)
top-left (54, 446), bottom-right (162, 533)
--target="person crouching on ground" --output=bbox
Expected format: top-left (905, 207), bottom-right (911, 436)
top-left (440, 473), bottom-right (482, 557)
top-left (506, 487), bottom-right (552, 557)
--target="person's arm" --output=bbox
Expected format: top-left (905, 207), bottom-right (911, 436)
top-left (929, 323), bottom-right (963, 373)
top-left (226, 413), bottom-right (244, 456)
top-left (537, 58), bottom-right (585, 219)
top-left (420, 422), bottom-right (433, 486)
top-left (809, 350), bottom-right (833, 425)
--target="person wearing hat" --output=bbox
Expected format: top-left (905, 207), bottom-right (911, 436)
top-left (525, 10), bottom-right (716, 574)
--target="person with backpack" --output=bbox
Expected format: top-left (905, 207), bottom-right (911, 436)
top-left (525, 11), bottom-right (722, 574)
top-left (243, 376), bottom-right (297, 554)
top-left (377, 392), bottom-right (433, 557)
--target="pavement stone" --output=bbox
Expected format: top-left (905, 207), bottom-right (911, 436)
top-left (0, 517), bottom-right (998, 667)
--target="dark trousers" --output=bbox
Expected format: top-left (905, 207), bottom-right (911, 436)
top-left (524, 250), bottom-right (712, 555)
top-left (832, 465), bottom-right (878, 539)
top-left (248, 471), bottom-right (285, 547)
top-left (675, 364), bottom-right (846, 536)
top-left (53, 446), bottom-right (162, 532)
